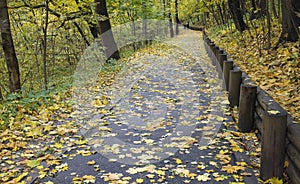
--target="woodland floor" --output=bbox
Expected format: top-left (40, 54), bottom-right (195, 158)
top-left (1, 29), bottom-right (262, 184)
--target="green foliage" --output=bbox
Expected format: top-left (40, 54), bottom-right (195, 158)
top-left (0, 76), bottom-right (73, 130)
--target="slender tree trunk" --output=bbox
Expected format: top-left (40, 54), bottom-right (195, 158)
top-left (217, 4), bottom-right (225, 24)
top-left (0, 87), bottom-right (3, 100)
top-left (175, 0), bottom-right (179, 35)
top-left (0, 0), bottom-right (21, 93)
top-left (168, 0), bottom-right (174, 38)
top-left (74, 22), bottom-right (90, 46)
top-left (95, 0), bottom-right (120, 60)
top-left (142, 0), bottom-right (148, 44)
top-left (278, 0), bottom-right (300, 43)
top-left (259, 0), bottom-right (267, 17)
top-left (89, 24), bottom-right (99, 38)
top-left (250, 0), bottom-right (257, 19)
top-left (222, 2), bottom-right (229, 24)
top-left (43, 0), bottom-right (49, 90)
top-left (278, 0), bottom-right (281, 21)
top-left (228, 0), bottom-right (248, 32)
top-left (266, 0), bottom-right (271, 48)
top-left (270, 0), bottom-right (278, 18)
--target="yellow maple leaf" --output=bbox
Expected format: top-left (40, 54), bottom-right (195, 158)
top-left (12, 172), bottom-right (28, 183)
top-left (156, 170), bottom-right (165, 176)
top-left (188, 173), bottom-right (197, 179)
top-left (146, 174), bottom-right (155, 179)
top-left (75, 139), bottom-right (88, 145)
top-left (82, 175), bottom-right (96, 183)
top-left (27, 159), bottom-right (40, 168)
top-left (136, 178), bottom-right (144, 183)
top-left (197, 173), bottom-right (211, 181)
top-left (221, 165), bottom-right (245, 174)
top-left (174, 158), bottom-right (182, 164)
top-left (265, 177), bottom-right (283, 184)
top-left (87, 160), bottom-right (96, 165)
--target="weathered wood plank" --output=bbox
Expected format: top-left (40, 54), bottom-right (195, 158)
top-left (256, 90), bottom-right (286, 113)
top-left (255, 103), bottom-right (265, 120)
top-left (287, 143), bottom-right (300, 172)
top-left (254, 113), bottom-right (263, 134)
top-left (286, 156), bottom-right (300, 184)
top-left (288, 123), bottom-right (300, 153)
top-left (260, 110), bottom-right (287, 180)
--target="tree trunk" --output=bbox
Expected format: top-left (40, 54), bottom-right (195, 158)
top-left (250, 0), bottom-right (258, 19)
top-left (43, 0), bottom-right (49, 90)
top-left (175, 0), bottom-right (179, 35)
top-left (0, 0), bottom-right (21, 93)
top-left (259, 0), bottom-right (267, 17)
top-left (267, 0), bottom-right (271, 48)
top-left (95, 0), bottom-right (120, 60)
top-left (270, 0), bottom-right (278, 18)
top-left (228, 0), bottom-right (248, 32)
top-left (89, 24), bottom-right (99, 38)
top-left (168, 0), bottom-right (174, 38)
top-left (142, 0), bottom-right (148, 44)
top-left (278, 0), bottom-right (300, 43)
top-left (217, 4), bottom-right (225, 24)
top-left (0, 87), bottom-right (3, 100)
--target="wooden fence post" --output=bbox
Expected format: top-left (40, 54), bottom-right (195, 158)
top-left (213, 46), bottom-right (219, 65)
top-left (260, 111), bottom-right (287, 180)
top-left (219, 53), bottom-right (227, 71)
top-left (214, 46), bottom-right (219, 58)
top-left (238, 85), bottom-right (257, 132)
top-left (228, 70), bottom-right (242, 107)
top-left (209, 42), bottom-right (215, 59)
top-left (217, 49), bottom-right (224, 61)
top-left (223, 60), bottom-right (234, 91)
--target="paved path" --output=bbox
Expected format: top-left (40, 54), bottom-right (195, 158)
top-left (38, 29), bottom-right (257, 184)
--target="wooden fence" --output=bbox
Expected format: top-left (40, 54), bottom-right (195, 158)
top-left (202, 32), bottom-right (300, 183)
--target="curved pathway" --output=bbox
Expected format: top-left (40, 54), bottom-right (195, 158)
top-left (39, 28), bottom-right (257, 184)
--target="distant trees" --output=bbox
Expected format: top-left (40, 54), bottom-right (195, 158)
top-left (180, 0), bottom-right (299, 44)
top-left (0, 0), bottom-right (21, 93)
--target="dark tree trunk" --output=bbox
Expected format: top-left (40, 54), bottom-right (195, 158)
top-left (142, 0), bottom-right (148, 44)
top-left (95, 0), bottom-right (120, 60)
top-left (168, 0), bottom-right (174, 38)
top-left (217, 4), bottom-right (225, 24)
top-left (0, 87), bottom-right (3, 100)
top-left (175, 0), bottom-right (179, 35)
top-left (228, 0), bottom-right (248, 32)
top-left (271, 0), bottom-right (278, 18)
top-left (43, 0), bottom-right (49, 90)
top-left (89, 23), bottom-right (99, 39)
top-left (74, 0), bottom-right (99, 39)
top-left (0, 0), bottom-right (21, 93)
top-left (278, 0), bottom-right (300, 43)
top-left (250, 0), bottom-right (257, 19)
top-left (73, 22), bottom-right (90, 46)
top-left (222, 2), bottom-right (229, 24)
top-left (259, 0), bottom-right (267, 16)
